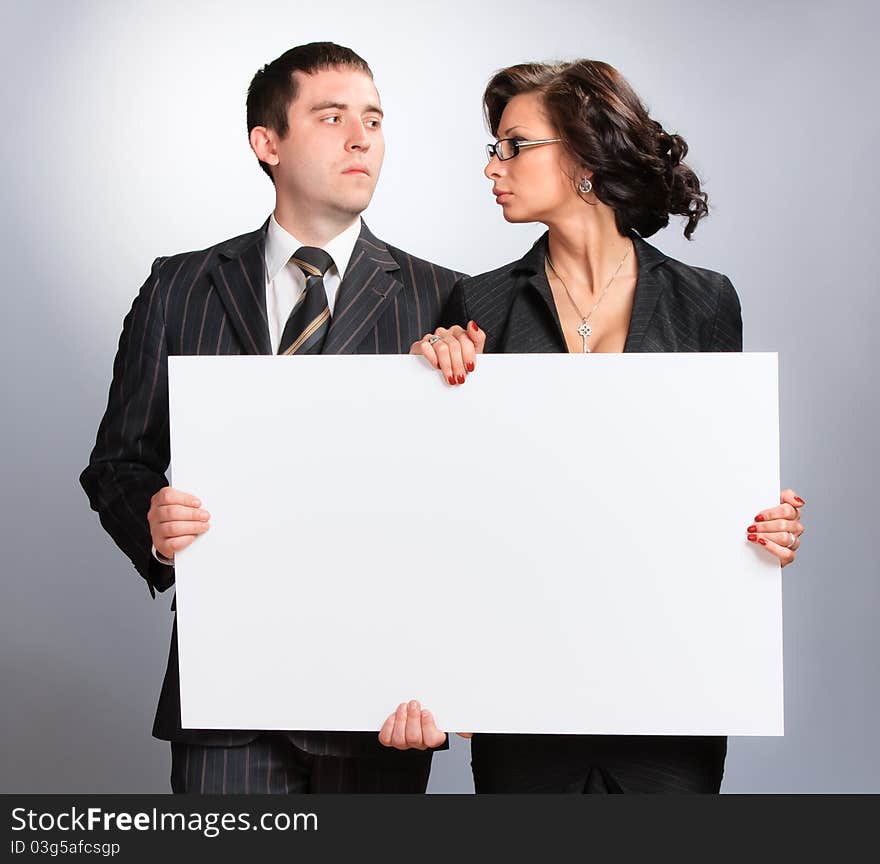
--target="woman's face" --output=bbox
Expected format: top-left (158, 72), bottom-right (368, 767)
top-left (485, 91), bottom-right (582, 224)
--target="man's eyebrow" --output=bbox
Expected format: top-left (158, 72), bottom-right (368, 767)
top-left (310, 101), bottom-right (384, 117)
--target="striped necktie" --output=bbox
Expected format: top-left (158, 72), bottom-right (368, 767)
top-left (278, 246), bottom-right (334, 355)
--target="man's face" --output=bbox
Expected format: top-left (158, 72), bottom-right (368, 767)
top-left (271, 67), bottom-right (385, 219)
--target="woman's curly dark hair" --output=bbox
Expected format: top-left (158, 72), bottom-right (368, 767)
top-left (484, 60), bottom-right (708, 239)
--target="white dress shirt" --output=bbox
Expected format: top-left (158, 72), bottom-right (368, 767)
top-left (264, 213), bottom-right (361, 355)
top-left (151, 214), bottom-right (362, 566)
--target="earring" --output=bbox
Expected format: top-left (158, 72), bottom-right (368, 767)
top-left (578, 176), bottom-right (593, 194)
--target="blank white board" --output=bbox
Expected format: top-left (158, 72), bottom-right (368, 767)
top-left (169, 353), bottom-right (782, 736)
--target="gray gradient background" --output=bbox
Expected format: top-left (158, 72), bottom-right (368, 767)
top-left (2, 0), bottom-right (877, 793)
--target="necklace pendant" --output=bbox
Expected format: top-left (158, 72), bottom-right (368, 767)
top-left (577, 321), bottom-right (592, 354)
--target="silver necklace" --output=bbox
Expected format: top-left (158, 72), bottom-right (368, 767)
top-left (545, 240), bottom-right (633, 353)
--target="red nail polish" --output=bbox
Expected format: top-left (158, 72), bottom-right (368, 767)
top-left (470, 321), bottom-right (479, 332)
top-left (457, 374), bottom-right (465, 384)
top-left (747, 534), bottom-right (757, 541)
top-left (758, 538), bottom-right (767, 546)
top-left (466, 362), bottom-right (475, 372)
top-left (447, 376), bottom-right (455, 385)
top-left (794, 496), bottom-right (805, 505)
top-left (755, 515), bottom-right (765, 522)
top-left (747, 525), bottom-right (757, 532)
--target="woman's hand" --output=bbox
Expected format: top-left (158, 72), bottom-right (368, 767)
top-left (377, 700), bottom-right (473, 749)
top-left (410, 321), bottom-right (486, 386)
top-left (747, 488), bottom-right (805, 567)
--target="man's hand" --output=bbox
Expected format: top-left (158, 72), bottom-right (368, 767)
top-left (378, 700), bottom-right (447, 750)
top-left (147, 487), bottom-right (210, 560)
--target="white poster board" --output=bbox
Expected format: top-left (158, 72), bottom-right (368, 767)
top-left (169, 353), bottom-right (783, 736)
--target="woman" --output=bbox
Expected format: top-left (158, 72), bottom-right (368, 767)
top-left (378, 59), bottom-right (805, 792)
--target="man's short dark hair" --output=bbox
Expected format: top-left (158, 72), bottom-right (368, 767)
top-left (247, 42), bottom-right (374, 181)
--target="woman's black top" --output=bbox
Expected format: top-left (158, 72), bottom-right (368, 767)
top-left (440, 231), bottom-right (742, 354)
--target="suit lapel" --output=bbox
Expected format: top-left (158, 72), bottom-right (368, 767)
top-left (623, 235), bottom-right (668, 353)
top-left (323, 221), bottom-right (404, 355)
top-left (513, 233), bottom-right (568, 351)
top-left (210, 224), bottom-right (272, 355)
top-left (515, 231), bottom-right (669, 354)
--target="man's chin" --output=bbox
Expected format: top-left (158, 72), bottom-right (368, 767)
top-left (334, 193), bottom-right (375, 220)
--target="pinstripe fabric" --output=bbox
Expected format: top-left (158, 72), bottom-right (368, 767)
top-left (170, 734), bottom-right (310, 793)
top-left (170, 735), bottom-right (433, 793)
top-left (440, 230), bottom-right (742, 794)
top-left (80, 219), bottom-right (464, 766)
top-left (440, 231), bottom-right (742, 354)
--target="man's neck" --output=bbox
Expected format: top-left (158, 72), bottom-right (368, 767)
top-left (273, 201), bottom-right (360, 248)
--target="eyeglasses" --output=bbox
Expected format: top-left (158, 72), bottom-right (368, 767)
top-left (486, 137), bottom-right (561, 161)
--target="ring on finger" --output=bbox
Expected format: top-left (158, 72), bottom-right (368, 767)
top-left (786, 531), bottom-right (796, 549)
top-left (427, 335), bottom-right (441, 345)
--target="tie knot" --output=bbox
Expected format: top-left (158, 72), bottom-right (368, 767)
top-left (291, 246), bottom-right (334, 278)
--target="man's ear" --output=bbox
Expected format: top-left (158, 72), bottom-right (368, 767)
top-left (249, 126), bottom-right (279, 169)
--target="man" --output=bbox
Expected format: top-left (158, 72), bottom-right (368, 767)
top-left (80, 42), bottom-right (462, 793)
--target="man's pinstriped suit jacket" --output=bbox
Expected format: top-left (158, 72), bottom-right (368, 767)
top-left (80, 219), bottom-right (464, 756)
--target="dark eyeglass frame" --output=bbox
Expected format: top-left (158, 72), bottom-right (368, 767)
top-left (486, 137), bottom-right (562, 161)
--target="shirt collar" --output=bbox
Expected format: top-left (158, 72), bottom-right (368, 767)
top-left (265, 213), bottom-right (362, 282)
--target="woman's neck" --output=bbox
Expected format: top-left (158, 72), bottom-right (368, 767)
top-left (544, 206), bottom-right (632, 295)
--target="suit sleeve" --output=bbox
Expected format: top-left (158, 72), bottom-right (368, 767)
top-left (79, 258), bottom-right (175, 597)
top-left (709, 275), bottom-right (743, 352)
top-left (438, 278), bottom-right (470, 329)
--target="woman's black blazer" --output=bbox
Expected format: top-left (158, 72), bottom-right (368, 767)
top-left (440, 231), bottom-right (742, 353)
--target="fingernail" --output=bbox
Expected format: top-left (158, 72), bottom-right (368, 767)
top-left (794, 496), bottom-right (805, 505)
top-left (758, 538), bottom-right (767, 546)
top-left (457, 374), bottom-right (466, 384)
top-left (747, 533), bottom-right (757, 541)
top-left (447, 376), bottom-right (455, 385)
top-left (755, 515), bottom-right (765, 522)
top-left (747, 525), bottom-right (757, 533)
top-left (192, 499), bottom-right (201, 507)
top-left (466, 362), bottom-right (475, 372)
top-left (409, 700), bottom-right (419, 711)
top-left (470, 321), bottom-right (479, 332)
top-left (199, 510), bottom-right (210, 519)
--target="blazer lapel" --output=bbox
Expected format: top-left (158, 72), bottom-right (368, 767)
top-left (623, 235), bottom-right (668, 353)
top-left (322, 221), bottom-right (404, 355)
top-left (210, 224), bottom-right (272, 355)
top-left (511, 231), bottom-right (669, 354)
top-left (512, 233), bottom-right (568, 351)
